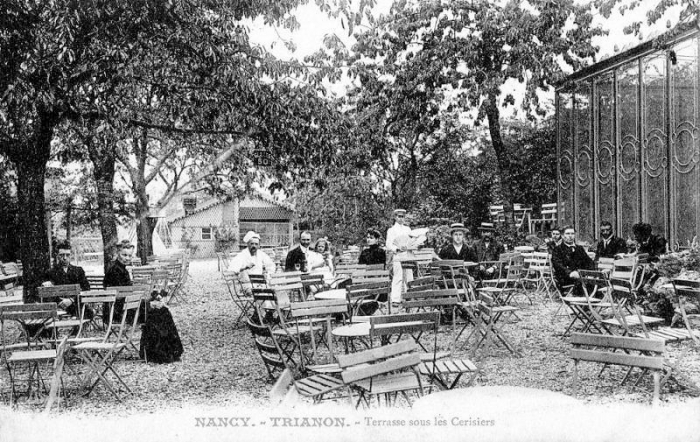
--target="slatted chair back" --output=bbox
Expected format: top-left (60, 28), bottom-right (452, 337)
top-left (436, 260), bottom-right (469, 289)
top-left (0, 303), bottom-right (58, 349)
top-left (351, 269), bottom-right (390, 284)
top-left (77, 290), bottom-right (118, 339)
top-left (150, 269), bottom-right (170, 293)
top-left (337, 340), bottom-right (422, 384)
top-left (289, 299), bottom-right (348, 364)
top-left (611, 257), bottom-right (638, 283)
top-left (570, 332), bottom-right (666, 404)
top-left (369, 312), bottom-right (439, 353)
top-left (269, 272), bottom-right (303, 284)
top-left (336, 263), bottom-right (367, 278)
top-left (347, 280), bottom-right (391, 318)
top-left (132, 266), bottom-right (156, 285)
top-left (597, 257), bottom-right (615, 273)
top-left (402, 290), bottom-right (459, 352)
top-left (399, 259), bottom-right (420, 277)
top-left (85, 274), bottom-right (104, 290)
top-left (672, 279), bottom-right (700, 345)
top-left (37, 284), bottom-right (81, 316)
top-left (246, 319), bottom-right (290, 379)
top-left (406, 276), bottom-right (437, 292)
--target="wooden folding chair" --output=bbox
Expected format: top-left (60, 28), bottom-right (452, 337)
top-left (164, 262), bottom-right (185, 305)
top-left (0, 303), bottom-right (59, 405)
top-left (36, 285), bottom-right (87, 338)
top-left (68, 290), bottom-right (118, 345)
top-left (406, 276), bottom-right (437, 292)
top-left (222, 271), bottom-right (255, 327)
top-left (346, 279), bottom-right (391, 319)
top-left (337, 340), bottom-right (424, 408)
top-left (561, 270), bottom-right (614, 336)
top-left (288, 299), bottom-right (348, 371)
top-left (654, 279), bottom-right (700, 345)
top-left (73, 294), bottom-right (141, 401)
top-left (369, 312), bottom-right (438, 355)
top-left (599, 277), bottom-right (664, 336)
top-left (105, 285), bottom-right (149, 356)
top-left (464, 293), bottom-right (521, 359)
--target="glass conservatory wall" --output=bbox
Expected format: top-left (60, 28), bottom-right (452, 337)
top-left (595, 72), bottom-right (617, 231)
top-left (670, 37), bottom-right (700, 247)
top-left (641, 53), bottom-right (669, 239)
top-left (575, 83), bottom-right (594, 241)
top-left (617, 62), bottom-right (641, 240)
top-left (558, 92), bottom-right (575, 227)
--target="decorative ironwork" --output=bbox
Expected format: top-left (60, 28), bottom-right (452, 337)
top-left (618, 135), bottom-right (640, 180)
top-left (576, 148), bottom-right (592, 186)
top-left (596, 141), bottom-right (615, 184)
top-left (671, 121), bottom-right (700, 173)
top-left (643, 128), bottom-right (668, 177)
top-left (559, 154), bottom-right (573, 188)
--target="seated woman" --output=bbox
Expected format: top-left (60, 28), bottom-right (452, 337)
top-left (307, 237), bottom-right (335, 285)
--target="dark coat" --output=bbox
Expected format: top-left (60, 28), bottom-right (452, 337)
top-left (103, 260), bottom-right (133, 324)
top-left (473, 239), bottom-right (505, 262)
top-left (594, 236), bottom-right (628, 261)
top-left (358, 245), bottom-right (387, 266)
top-left (551, 242), bottom-right (594, 287)
top-left (284, 246), bottom-right (307, 272)
top-left (44, 264), bottom-right (90, 291)
top-left (104, 260), bottom-right (132, 288)
top-left (638, 235), bottom-right (667, 262)
top-left (140, 304), bottom-right (183, 364)
top-left (438, 243), bottom-right (477, 262)
top-left (43, 264), bottom-right (90, 316)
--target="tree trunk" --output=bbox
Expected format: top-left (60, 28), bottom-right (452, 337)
top-left (13, 148), bottom-right (51, 303)
top-left (65, 200), bottom-right (72, 242)
top-left (484, 95), bottom-right (514, 225)
top-left (89, 137), bottom-right (119, 274)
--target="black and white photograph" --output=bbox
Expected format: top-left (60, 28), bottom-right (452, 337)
top-left (0, 1), bottom-right (699, 441)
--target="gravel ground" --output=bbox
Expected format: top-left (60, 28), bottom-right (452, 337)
top-left (2, 258), bottom-right (699, 416)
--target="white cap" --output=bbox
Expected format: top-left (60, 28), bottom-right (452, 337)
top-left (243, 231), bottom-right (260, 243)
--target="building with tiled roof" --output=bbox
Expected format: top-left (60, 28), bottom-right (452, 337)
top-left (166, 190), bottom-right (295, 258)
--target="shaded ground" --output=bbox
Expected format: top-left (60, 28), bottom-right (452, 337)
top-left (1, 258), bottom-right (699, 415)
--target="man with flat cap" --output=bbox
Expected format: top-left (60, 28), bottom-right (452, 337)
top-left (386, 209), bottom-right (413, 304)
top-left (228, 231), bottom-right (276, 295)
top-left (359, 228), bottom-right (387, 266)
top-left (439, 223), bottom-right (477, 262)
top-left (474, 222), bottom-right (505, 279)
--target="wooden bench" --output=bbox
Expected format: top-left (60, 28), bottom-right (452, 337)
top-left (570, 332), bottom-right (666, 404)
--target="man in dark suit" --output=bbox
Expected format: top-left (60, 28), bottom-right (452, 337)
top-left (285, 231), bottom-right (312, 272)
top-left (551, 226), bottom-right (594, 295)
top-left (473, 222), bottom-right (505, 279)
top-left (42, 240), bottom-right (90, 317)
top-left (439, 223), bottom-right (477, 261)
top-left (594, 221), bottom-right (627, 261)
top-left (633, 222), bottom-right (667, 262)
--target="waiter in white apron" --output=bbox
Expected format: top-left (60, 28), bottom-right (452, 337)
top-left (386, 208), bottom-right (414, 304)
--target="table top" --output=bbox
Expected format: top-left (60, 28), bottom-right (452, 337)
top-left (332, 320), bottom-right (432, 338)
top-left (313, 289), bottom-right (347, 301)
top-left (412, 386), bottom-right (579, 414)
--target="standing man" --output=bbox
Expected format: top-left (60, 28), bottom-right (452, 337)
top-left (41, 240), bottom-right (90, 317)
top-left (551, 225), bottom-right (594, 295)
top-left (358, 229), bottom-right (386, 266)
top-left (594, 221), bottom-right (627, 261)
top-left (473, 222), bottom-right (505, 278)
top-left (228, 231), bottom-right (276, 294)
top-left (439, 223), bottom-right (477, 261)
top-left (285, 231), bottom-right (314, 272)
top-left (386, 209), bottom-right (413, 304)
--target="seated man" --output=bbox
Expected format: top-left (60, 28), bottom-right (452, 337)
top-left (439, 223), bottom-right (477, 261)
top-left (473, 222), bottom-right (505, 279)
top-left (228, 231), bottom-right (275, 295)
top-left (285, 231), bottom-right (312, 272)
top-left (551, 226), bottom-right (594, 296)
top-left (358, 229), bottom-right (387, 266)
top-left (594, 221), bottom-right (627, 261)
top-left (632, 222), bottom-right (667, 262)
top-left (42, 240), bottom-right (91, 317)
top-left (545, 227), bottom-right (562, 253)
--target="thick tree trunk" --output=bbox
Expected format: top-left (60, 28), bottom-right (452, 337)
top-left (65, 200), bottom-right (72, 242)
top-left (484, 95), bottom-right (514, 225)
top-left (13, 148), bottom-right (51, 303)
top-left (89, 138), bottom-right (119, 274)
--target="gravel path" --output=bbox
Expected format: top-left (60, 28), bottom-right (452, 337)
top-left (2, 258), bottom-right (699, 416)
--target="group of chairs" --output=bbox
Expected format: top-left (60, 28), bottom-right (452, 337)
top-left (0, 284), bottom-right (146, 408)
top-left (561, 256), bottom-right (700, 402)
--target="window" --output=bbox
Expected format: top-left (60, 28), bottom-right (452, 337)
top-left (201, 227), bottom-right (212, 240)
top-left (183, 197), bottom-right (197, 216)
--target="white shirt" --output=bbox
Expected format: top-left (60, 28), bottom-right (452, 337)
top-left (386, 222), bottom-right (412, 253)
top-left (227, 248), bottom-right (276, 282)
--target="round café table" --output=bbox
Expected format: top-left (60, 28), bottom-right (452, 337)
top-left (313, 289), bottom-right (347, 301)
